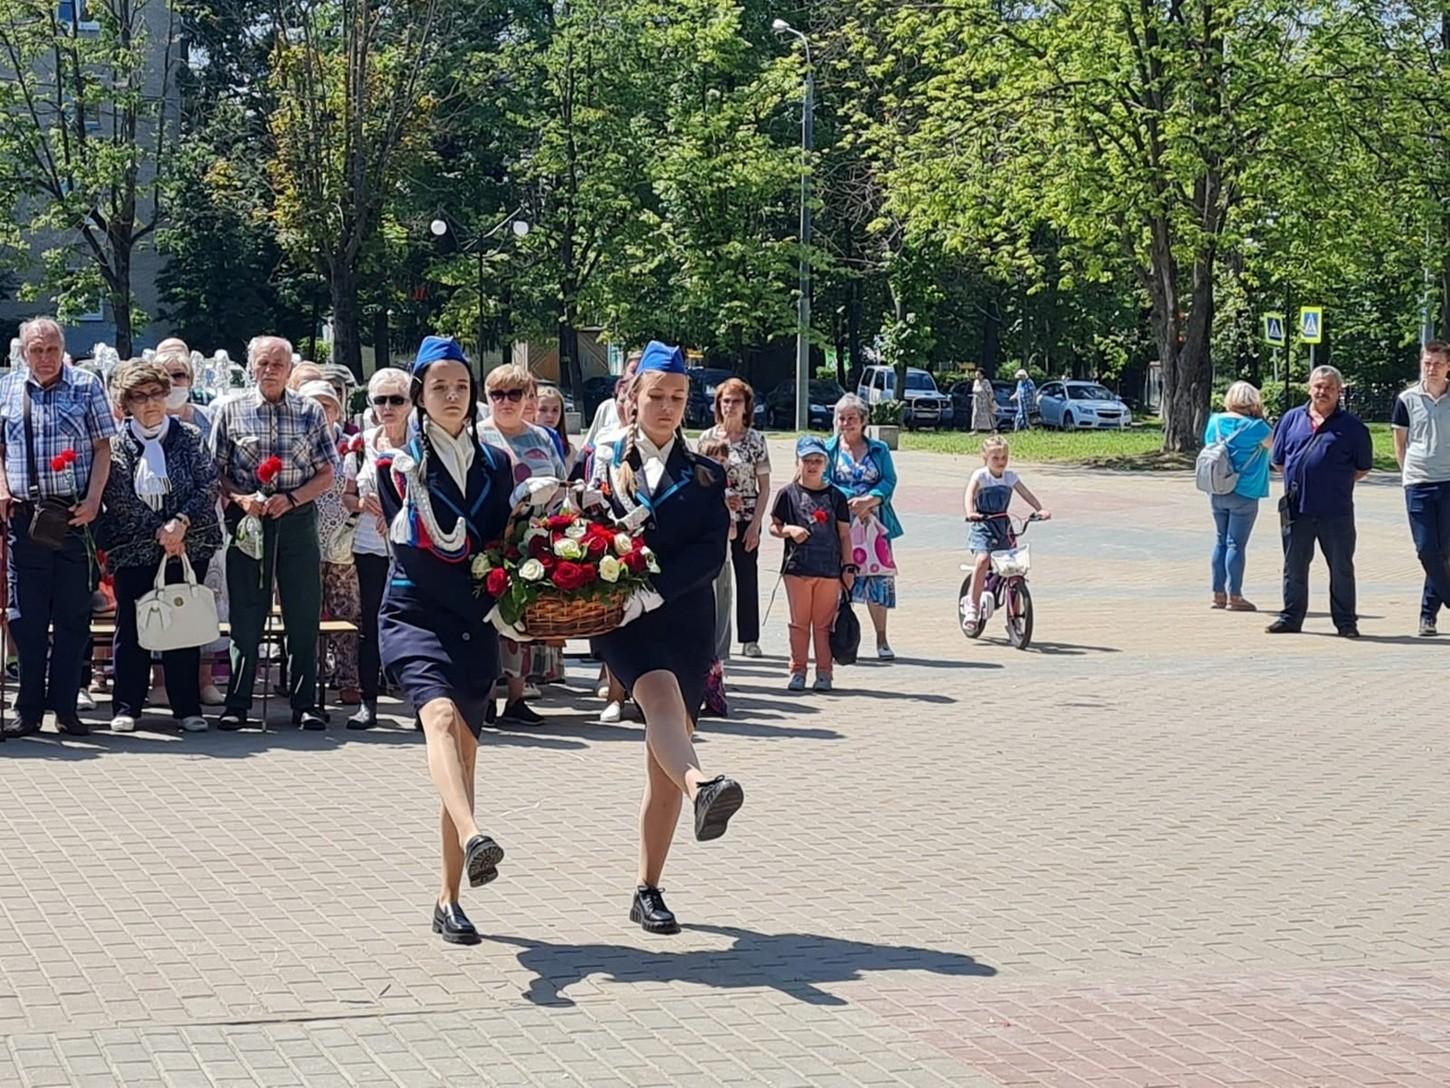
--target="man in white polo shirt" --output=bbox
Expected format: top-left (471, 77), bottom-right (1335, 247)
top-left (1392, 340), bottom-right (1450, 635)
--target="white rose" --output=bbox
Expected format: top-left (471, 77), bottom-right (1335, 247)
top-left (518, 558), bottom-right (545, 582)
top-left (613, 532), bottom-right (633, 556)
top-left (564, 521), bottom-right (587, 540)
top-left (598, 555), bottom-right (622, 583)
top-left (471, 554), bottom-right (490, 578)
top-left (553, 538), bottom-right (584, 560)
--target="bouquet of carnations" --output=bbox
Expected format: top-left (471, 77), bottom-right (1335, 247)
top-left (473, 508), bottom-right (660, 640)
top-left (233, 455), bottom-right (284, 564)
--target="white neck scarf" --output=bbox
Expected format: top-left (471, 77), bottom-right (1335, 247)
top-left (425, 418), bottom-right (475, 494)
top-left (129, 416), bottom-right (171, 511)
top-left (635, 429), bottom-right (675, 496)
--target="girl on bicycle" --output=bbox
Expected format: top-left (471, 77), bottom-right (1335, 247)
top-left (962, 435), bottom-right (1049, 625)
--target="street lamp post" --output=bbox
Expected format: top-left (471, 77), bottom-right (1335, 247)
top-left (774, 18), bottom-right (813, 432)
top-left (430, 210), bottom-right (531, 376)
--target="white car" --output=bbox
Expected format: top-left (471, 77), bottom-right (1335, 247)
top-left (1035, 381), bottom-right (1131, 430)
top-left (857, 365), bottom-right (954, 429)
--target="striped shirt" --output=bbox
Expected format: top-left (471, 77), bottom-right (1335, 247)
top-left (0, 365), bottom-right (117, 500)
top-left (208, 388), bottom-right (339, 496)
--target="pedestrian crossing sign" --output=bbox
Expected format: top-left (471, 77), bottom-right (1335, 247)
top-left (1263, 313), bottom-right (1286, 347)
top-left (1299, 307), bottom-right (1323, 344)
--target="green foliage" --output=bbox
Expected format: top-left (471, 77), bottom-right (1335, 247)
top-left (871, 399), bottom-right (903, 426)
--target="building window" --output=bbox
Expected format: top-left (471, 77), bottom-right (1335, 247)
top-left (57, 0), bottom-right (99, 31)
top-left (74, 294), bottom-right (104, 323)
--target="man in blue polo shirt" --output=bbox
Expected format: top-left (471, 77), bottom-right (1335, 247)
top-left (1391, 340), bottom-right (1450, 635)
top-left (1268, 365), bottom-right (1373, 637)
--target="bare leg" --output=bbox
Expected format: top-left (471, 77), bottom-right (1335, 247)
top-left (439, 724), bottom-right (478, 904)
top-left (507, 675), bottom-right (525, 702)
top-left (632, 671), bottom-right (708, 798)
top-left (639, 742), bottom-right (684, 887)
top-left (868, 602), bottom-right (890, 644)
top-left (968, 553), bottom-right (991, 609)
top-left (420, 697), bottom-right (481, 851)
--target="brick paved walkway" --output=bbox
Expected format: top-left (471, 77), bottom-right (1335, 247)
top-left (2, 445), bottom-right (1447, 1086)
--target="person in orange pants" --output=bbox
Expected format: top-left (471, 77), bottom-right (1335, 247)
top-left (769, 435), bottom-right (857, 692)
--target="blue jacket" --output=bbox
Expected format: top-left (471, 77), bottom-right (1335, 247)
top-left (824, 435), bottom-right (904, 540)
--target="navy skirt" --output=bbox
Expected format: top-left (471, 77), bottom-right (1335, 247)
top-left (594, 586), bottom-right (716, 719)
top-left (381, 606), bottom-right (499, 739)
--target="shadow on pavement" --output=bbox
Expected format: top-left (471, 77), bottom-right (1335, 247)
top-left (851, 656), bottom-right (1004, 670)
top-left (489, 924), bottom-right (996, 1008)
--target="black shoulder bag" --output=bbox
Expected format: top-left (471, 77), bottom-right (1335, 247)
top-left (22, 387), bottom-right (74, 550)
top-left (1278, 427), bottom-right (1329, 532)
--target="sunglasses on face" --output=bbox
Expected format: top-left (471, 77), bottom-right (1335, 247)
top-left (371, 394), bottom-right (406, 407)
top-left (129, 388), bottom-right (168, 406)
top-left (488, 388), bottom-right (525, 403)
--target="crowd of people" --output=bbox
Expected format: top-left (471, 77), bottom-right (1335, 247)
top-left (1200, 342), bottom-right (1450, 638)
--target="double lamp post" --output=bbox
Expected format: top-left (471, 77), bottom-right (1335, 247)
top-left (429, 208), bottom-right (531, 374)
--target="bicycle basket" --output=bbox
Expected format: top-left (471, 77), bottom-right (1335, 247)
top-left (989, 544), bottom-right (1030, 577)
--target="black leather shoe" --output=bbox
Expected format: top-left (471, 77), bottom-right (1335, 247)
top-left (1337, 625), bottom-right (1361, 639)
top-left (293, 709), bottom-right (326, 731)
top-left (463, 834), bottom-right (504, 888)
top-left (431, 900), bottom-right (481, 945)
top-left (630, 885), bottom-right (681, 935)
top-left (2, 718), bottom-right (41, 739)
top-left (499, 699), bottom-right (543, 726)
top-left (1265, 619), bottom-right (1301, 634)
top-left (693, 775), bottom-right (744, 842)
top-left (215, 710), bottom-right (247, 731)
top-left (55, 715), bottom-right (89, 736)
top-left (346, 702), bottom-right (377, 730)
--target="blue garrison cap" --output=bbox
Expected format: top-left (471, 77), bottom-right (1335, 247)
top-left (637, 341), bottom-right (687, 375)
top-left (795, 435), bottom-right (829, 459)
top-left (413, 335), bottom-right (468, 375)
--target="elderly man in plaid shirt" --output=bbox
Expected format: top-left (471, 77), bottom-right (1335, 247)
top-left (0, 317), bottom-right (116, 738)
top-left (210, 335), bottom-right (339, 730)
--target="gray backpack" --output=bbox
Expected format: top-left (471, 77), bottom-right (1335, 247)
top-left (1195, 433), bottom-right (1240, 495)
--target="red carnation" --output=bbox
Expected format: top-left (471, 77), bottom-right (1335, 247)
top-left (62, 448), bottom-right (77, 466)
top-left (485, 568), bottom-right (509, 597)
top-left (49, 453), bottom-right (68, 472)
top-left (257, 455), bottom-right (284, 485)
top-left (812, 508), bottom-right (829, 524)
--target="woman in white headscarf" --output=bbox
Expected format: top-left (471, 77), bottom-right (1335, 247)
top-left (97, 358), bottom-right (222, 734)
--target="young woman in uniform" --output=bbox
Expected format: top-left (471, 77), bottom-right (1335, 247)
top-left (592, 341), bottom-right (745, 934)
top-left (375, 336), bottom-right (515, 945)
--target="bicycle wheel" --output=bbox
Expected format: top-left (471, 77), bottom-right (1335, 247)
top-left (1004, 579), bottom-right (1034, 649)
top-left (957, 574), bottom-right (985, 639)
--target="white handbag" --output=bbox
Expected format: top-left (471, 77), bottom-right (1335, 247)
top-left (136, 555), bottom-right (221, 653)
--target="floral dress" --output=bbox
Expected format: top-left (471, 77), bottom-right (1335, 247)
top-left (831, 444), bottom-right (897, 609)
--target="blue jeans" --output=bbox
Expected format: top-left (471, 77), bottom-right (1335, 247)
top-left (1405, 481), bottom-right (1450, 621)
top-left (1209, 492), bottom-right (1260, 596)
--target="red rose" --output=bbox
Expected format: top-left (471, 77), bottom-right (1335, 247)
top-left (49, 453), bottom-right (68, 472)
top-left (257, 455), bottom-right (284, 485)
top-left (62, 449), bottom-right (77, 466)
top-left (545, 514), bottom-right (575, 530)
top-left (485, 568), bottom-right (509, 597)
top-left (585, 534), bottom-right (607, 557)
top-left (622, 550), bottom-right (647, 574)
top-left (539, 553), bottom-right (557, 570)
top-left (812, 508), bottom-right (829, 524)
top-left (551, 560), bottom-right (588, 591)
top-left (528, 534), bottom-right (551, 559)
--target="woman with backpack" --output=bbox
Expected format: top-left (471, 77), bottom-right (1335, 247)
top-left (1201, 382), bottom-right (1273, 611)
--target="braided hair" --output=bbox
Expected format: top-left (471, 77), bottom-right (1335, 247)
top-left (614, 370), bottom-right (718, 498)
top-left (410, 363), bottom-right (485, 473)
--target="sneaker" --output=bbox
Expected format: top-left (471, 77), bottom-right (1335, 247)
top-left (293, 709), bottom-right (327, 731)
top-left (109, 714), bottom-right (137, 733)
top-left (876, 642), bottom-right (895, 660)
top-left (630, 885), bottom-right (681, 935)
top-left (1420, 618), bottom-right (1438, 637)
top-left (741, 642), bottom-right (763, 658)
top-left (346, 702), bottom-right (377, 730)
top-left (178, 716), bottom-right (208, 734)
top-left (600, 700), bottom-right (623, 724)
top-left (959, 599), bottom-right (978, 629)
top-left (76, 690), bottom-right (97, 711)
top-left (199, 685), bottom-right (226, 707)
top-left (786, 673), bottom-right (806, 692)
top-left (522, 683), bottom-right (542, 699)
top-left (812, 675), bottom-right (833, 693)
top-left (500, 699), bottom-right (544, 726)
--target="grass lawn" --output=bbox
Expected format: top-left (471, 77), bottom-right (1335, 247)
top-left (891, 420), bottom-right (1403, 472)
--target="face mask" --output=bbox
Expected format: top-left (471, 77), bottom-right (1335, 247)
top-left (166, 386), bottom-right (190, 409)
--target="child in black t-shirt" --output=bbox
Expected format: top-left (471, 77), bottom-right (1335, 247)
top-left (769, 435), bottom-right (857, 692)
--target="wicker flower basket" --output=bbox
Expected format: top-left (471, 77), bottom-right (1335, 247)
top-left (520, 592), bottom-right (628, 639)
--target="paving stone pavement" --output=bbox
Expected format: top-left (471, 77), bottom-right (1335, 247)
top-left (2, 443), bottom-right (1448, 1087)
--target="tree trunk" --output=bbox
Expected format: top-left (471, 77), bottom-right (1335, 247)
top-left (1152, 237), bottom-right (1215, 453)
top-left (110, 245), bottom-right (134, 358)
top-left (329, 260), bottom-right (363, 376)
top-left (370, 305), bottom-right (390, 377)
top-left (982, 295), bottom-right (1001, 377)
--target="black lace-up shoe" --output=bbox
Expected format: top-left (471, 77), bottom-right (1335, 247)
top-left (432, 900), bottom-right (481, 945)
top-left (693, 775), bottom-right (744, 842)
top-left (464, 834), bottom-right (504, 888)
top-left (630, 885), bottom-right (681, 934)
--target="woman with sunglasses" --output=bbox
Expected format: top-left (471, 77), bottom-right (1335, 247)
top-left (343, 367), bottom-right (412, 729)
top-left (477, 364), bottom-right (567, 725)
top-left (376, 337), bottom-right (514, 943)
